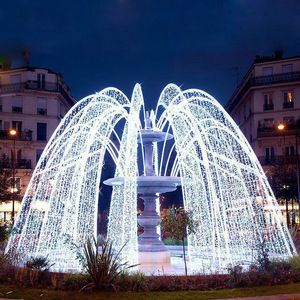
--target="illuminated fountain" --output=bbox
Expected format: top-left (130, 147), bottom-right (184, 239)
top-left (6, 84), bottom-right (296, 273)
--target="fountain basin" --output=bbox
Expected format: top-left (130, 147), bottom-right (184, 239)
top-left (104, 176), bottom-right (181, 193)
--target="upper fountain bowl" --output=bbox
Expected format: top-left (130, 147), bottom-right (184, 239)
top-left (104, 176), bottom-right (181, 193)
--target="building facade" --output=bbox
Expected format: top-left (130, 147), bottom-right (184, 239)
top-left (226, 54), bottom-right (300, 226)
top-left (0, 66), bottom-right (75, 224)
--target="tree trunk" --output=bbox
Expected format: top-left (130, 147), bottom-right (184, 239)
top-left (182, 237), bottom-right (187, 276)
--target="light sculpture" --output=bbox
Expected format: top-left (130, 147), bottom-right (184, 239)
top-left (6, 84), bottom-right (296, 273)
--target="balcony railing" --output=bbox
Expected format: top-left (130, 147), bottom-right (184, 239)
top-left (0, 130), bottom-right (33, 141)
top-left (0, 159), bottom-right (32, 169)
top-left (257, 123), bottom-right (299, 138)
top-left (253, 71), bottom-right (300, 86)
top-left (263, 103), bottom-right (274, 111)
top-left (0, 81), bottom-right (75, 106)
top-left (227, 71), bottom-right (300, 112)
top-left (258, 155), bottom-right (298, 166)
top-left (283, 101), bottom-right (294, 109)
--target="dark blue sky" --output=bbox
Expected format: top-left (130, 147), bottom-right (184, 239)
top-left (1, 0), bottom-right (300, 108)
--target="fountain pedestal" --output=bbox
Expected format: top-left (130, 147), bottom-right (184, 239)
top-left (136, 176), bottom-right (181, 264)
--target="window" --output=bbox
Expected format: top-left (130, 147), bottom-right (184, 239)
top-left (37, 73), bottom-right (45, 89)
top-left (285, 146), bottom-right (295, 157)
top-left (263, 67), bottom-right (273, 76)
top-left (12, 121), bottom-right (22, 132)
top-left (10, 177), bottom-right (21, 193)
top-left (0, 97), bottom-right (2, 111)
top-left (12, 96), bottom-right (22, 113)
top-left (282, 64), bottom-right (293, 73)
top-left (37, 123), bottom-right (47, 141)
top-left (265, 147), bottom-right (275, 162)
top-left (36, 149), bottom-right (43, 163)
top-left (263, 118), bottom-right (274, 128)
top-left (37, 97), bottom-right (47, 115)
top-left (60, 104), bottom-right (66, 118)
top-left (283, 91), bottom-right (294, 108)
top-left (263, 94), bottom-right (273, 110)
top-left (284, 91), bottom-right (293, 103)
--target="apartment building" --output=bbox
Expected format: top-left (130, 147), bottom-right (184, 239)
top-left (0, 65), bottom-right (75, 223)
top-left (225, 53), bottom-right (300, 226)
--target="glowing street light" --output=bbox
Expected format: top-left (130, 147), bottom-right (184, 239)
top-left (278, 122), bottom-right (300, 225)
top-left (9, 128), bottom-right (17, 224)
top-left (278, 123), bottom-right (285, 131)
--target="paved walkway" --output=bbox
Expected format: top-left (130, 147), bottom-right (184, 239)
top-left (223, 294), bottom-right (300, 300)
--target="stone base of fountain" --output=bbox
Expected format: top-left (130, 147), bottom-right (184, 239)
top-left (139, 251), bottom-right (170, 264)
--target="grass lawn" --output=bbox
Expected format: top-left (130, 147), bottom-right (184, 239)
top-left (1, 283), bottom-right (300, 300)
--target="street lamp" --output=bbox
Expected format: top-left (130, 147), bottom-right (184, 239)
top-left (9, 128), bottom-right (17, 224)
top-left (278, 122), bottom-right (300, 226)
top-left (277, 123), bottom-right (290, 226)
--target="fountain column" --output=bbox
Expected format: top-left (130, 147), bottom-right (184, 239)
top-left (137, 122), bottom-right (169, 262)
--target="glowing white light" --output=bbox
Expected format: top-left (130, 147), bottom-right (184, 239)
top-left (31, 201), bottom-right (50, 212)
top-left (6, 84), bottom-right (296, 273)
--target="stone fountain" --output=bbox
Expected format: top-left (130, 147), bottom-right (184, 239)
top-left (104, 111), bottom-right (181, 266)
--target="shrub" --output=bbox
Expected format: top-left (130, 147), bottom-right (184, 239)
top-left (116, 271), bottom-right (145, 291)
top-left (228, 264), bottom-right (243, 286)
top-left (0, 223), bottom-right (11, 251)
top-left (63, 273), bottom-right (90, 290)
top-left (25, 255), bottom-right (54, 272)
top-left (79, 237), bottom-right (136, 290)
top-left (163, 237), bottom-right (187, 246)
top-left (289, 255), bottom-right (300, 271)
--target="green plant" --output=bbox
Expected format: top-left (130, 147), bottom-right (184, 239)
top-left (228, 264), bottom-right (243, 285)
top-left (63, 273), bottom-right (90, 290)
top-left (0, 251), bottom-right (19, 282)
top-left (116, 271), bottom-right (145, 291)
top-left (25, 255), bottom-right (54, 272)
top-left (161, 206), bottom-right (197, 276)
top-left (289, 255), bottom-right (300, 271)
top-left (254, 233), bottom-right (270, 271)
top-left (79, 237), bottom-right (136, 290)
top-left (163, 237), bottom-right (187, 246)
top-left (0, 223), bottom-right (11, 251)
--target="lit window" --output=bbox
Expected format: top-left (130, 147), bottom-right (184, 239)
top-left (9, 177), bottom-right (21, 192)
top-left (284, 91), bottom-right (293, 103)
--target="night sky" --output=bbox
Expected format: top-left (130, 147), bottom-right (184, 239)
top-left (1, 0), bottom-right (300, 108)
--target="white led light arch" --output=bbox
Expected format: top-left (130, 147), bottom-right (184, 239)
top-left (6, 84), bottom-right (296, 273)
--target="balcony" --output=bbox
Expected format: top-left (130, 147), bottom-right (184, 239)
top-left (257, 123), bottom-right (299, 138)
top-left (37, 108), bottom-right (47, 115)
top-left (283, 101), bottom-right (294, 109)
top-left (263, 103), bottom-right (274, 111)
top-left (0, 158), bottom-right (32, 169)
top-left (253, 71), bottom-right (300, 86)
top-left (258, 155), bottom-right (298, 166)
top-left (0, 81), bottom-right (75, 107)
top-left (12, 106), bottom-right (23, 113)
top-left (0, 129), bottom-right (32, 141)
